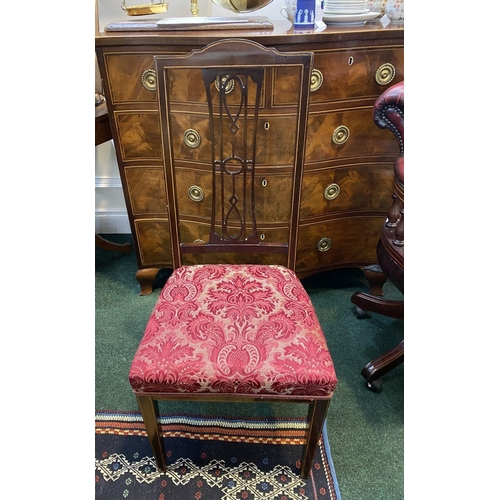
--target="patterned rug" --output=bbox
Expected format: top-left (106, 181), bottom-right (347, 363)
top-left (95, 411), bottom-right (341, 500)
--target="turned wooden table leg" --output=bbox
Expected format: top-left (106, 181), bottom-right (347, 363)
top-left (136, 268), bottom-right (162, 296)
top-left (362, 265), bottom-right (387, 296)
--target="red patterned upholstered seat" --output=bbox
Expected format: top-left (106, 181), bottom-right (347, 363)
top-left (130, 264), bottom-right (337, 397)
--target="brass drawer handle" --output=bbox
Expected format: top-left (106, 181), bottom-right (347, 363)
top-left (332, 125), bottom-right (350, 145)
top-left (183, 129), bottom-right (201, 148)
top-left (188, 185), bottom-right (204, 202)
top-left (317, 237), bottom-right (332, 252)
top-left (375, 63), bottom-right (396, 86)
top-left (324, 183), bottom-right (340, 201)
top-left (310, 69), bottom-right (323, 92)
top-left (214, 75), bottom-right (235, 94)
top-left (193, 239), bottom-right (205, 243)
top-left (141, 69), bottom-right (157, 91)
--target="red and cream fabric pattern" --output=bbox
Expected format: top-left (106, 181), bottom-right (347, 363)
top-left (129, 264), bottom-right (337, 397)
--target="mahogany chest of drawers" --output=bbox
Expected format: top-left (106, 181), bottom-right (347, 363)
top-left (95, 21), bottom-right (404, 295)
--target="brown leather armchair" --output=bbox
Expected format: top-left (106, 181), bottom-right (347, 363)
top-left (351, 81), bottom-right (404, 393)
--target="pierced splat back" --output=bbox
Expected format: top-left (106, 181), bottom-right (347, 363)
top-left (155, 39), bottom-right (313, 271)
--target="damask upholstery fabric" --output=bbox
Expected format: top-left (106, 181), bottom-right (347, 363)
top-left (129, 264), bottom-right (337, 398)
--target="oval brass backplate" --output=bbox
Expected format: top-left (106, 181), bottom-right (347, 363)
top-left (324, 183), bottom-right (340, 201)
top-left (141, 69), bottom-right (157, 91)
top-left (317, 237), bottom-right (332, 252)
top-left (183, 129), bottom-right (201, 148)
top-left (188, 185), bottom-right (204, 202)
top-left (310, 69), bottom-right (323, 92)
top-left (375, 63), bottom-right (396, 86)
top-left (332, 125), bottom-right (350, 146)
top-left (214, 75), bottom-right (235, 94)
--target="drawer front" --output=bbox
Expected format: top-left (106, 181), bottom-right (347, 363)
top-left (179, 220), bottom-right (288, 267)
top-left (306, 108), bottom-right (400, 162)
top-left (296, 216), bottom-right (385, 271)
top-left (124, 166), bottom-right (168, 215)
top-left (165, 67), bottom-right (264, 109)
top-left (105, 54), bottom-right (159, 104)
top-left (134, 219), bottom-right (171, 267)
top-left (274, 47), bottom-right (403, 105)
top-left (97, 32), bottom-right (404, 286)
top-left (115, 111), bottom-right (163, 160)
top-left (174, 167), bottom-right (294, 223)
top-left (300, 164), bottom-right (394, 218)
top-left (310, 48), bottom-right (404, 103)
top-left (103, 47), bottom-right (403, 105)
top-left (169, 112), bottom-right (299, 165)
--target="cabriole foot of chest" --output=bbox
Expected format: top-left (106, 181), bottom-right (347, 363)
top-left (362, 265), bottom-right (387, 297)
top-left (136, 268), bottom-right (162, 296)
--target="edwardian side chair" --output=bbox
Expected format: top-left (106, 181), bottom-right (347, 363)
top-left (351, 80), bottom-right (404, 393)
top-left (128, 39), bottom-right (337, 479)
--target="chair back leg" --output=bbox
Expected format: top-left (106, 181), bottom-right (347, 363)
top-left (301, 399), bottom-right (330, 478)
top-left (136, 395), bottom-right (166, 472)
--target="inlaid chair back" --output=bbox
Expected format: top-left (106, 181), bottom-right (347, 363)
top-left (156, 38), bottom-right (311, 270)
top-left (129, 39), bottom-right (337, 480)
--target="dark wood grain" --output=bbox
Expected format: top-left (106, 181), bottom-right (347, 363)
top-left (96, 24), bottom-right (404, 293)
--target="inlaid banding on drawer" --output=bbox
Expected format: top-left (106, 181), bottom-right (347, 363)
top-left (169, 113), bottom-right (298, 165)
top-left (310, 47), bottom-right (403, 102)
top-left (105, 54), bottom-right (160, 103)
top-left (300, 164), bottom-right (394, 217)
top-left (174, 167), bottom-right (294, 222)
top-left (165, 67), bottom-right (264, 108)
top-left (134, 219), bottom-right (172, 267)
top-left (124, 166), bottom-right (168, 215)
top-left (272, 66), bottom-right (307, 106)
top-left (95, 27), bottom-right (404, 292)
top-left (296, 216), bottom-right (385, 271)
top-left (305, 108), bottom-right (400, 162)
top-left (115, 111), bottom-right (163, 160)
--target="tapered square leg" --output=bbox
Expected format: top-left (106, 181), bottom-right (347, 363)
top-left (300, 399), bottom-right (330, 479)
top-left (136, 395), bottom-right (166, 472)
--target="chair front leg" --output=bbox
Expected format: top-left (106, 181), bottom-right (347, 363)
top-left (136, 395), bottom-right (166, 472)
top-left (300, 399), bottom-right (330, 479)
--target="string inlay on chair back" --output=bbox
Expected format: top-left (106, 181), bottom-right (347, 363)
top-left (155, 39), bottom-right (313, 270)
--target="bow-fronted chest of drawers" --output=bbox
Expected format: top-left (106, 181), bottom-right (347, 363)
top-left (95, 21), bottom-right (403, 295)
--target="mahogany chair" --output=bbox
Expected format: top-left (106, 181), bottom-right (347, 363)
top-left (128, 39), bottom-right (338, 479)
top-left (351, 81), bottom-right (404, 393)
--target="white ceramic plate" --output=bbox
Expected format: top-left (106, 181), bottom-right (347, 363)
top-left (323, 2), bottom-right (367, 6)
top-left (323, 10), bottom-right (380, 24)
top-left (324, 1), bottom-right (367, 5)
top-left (323, 8), bottom-right (369, 14)
top-left (324, 0), bottom-right (367, 4)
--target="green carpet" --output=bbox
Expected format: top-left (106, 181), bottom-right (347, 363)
top-left (95, 234), bottom-right (404, 500)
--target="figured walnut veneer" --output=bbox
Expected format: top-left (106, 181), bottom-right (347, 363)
top-left (96, 23), bottom-right (404, 294)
